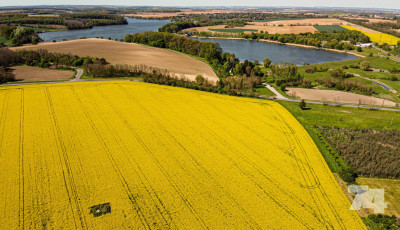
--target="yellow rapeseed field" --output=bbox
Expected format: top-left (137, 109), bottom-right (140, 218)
top-left (341, 25), bottom-right (400, 45)
top-left (0, 81), bottom-right (365, 229)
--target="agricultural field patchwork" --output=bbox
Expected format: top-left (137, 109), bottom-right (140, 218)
top-left (252, 18), bottom-right (305, 22)
top-left (0, 81), bottom-right (365, 229)
top-left (341, 25), bottom-right (400, 45)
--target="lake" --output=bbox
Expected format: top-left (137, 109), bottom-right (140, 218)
top-left (195, 37), bottom-right (357, 65)
top-left (39, 19), bottom-right (357, 65)
top-left (39, 18), bottom-right (170, 42)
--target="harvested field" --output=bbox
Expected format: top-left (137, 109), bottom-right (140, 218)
top-left (208, 28), bottom-right (258, 33)
top-left (287, 88), bottom-right (397, 107)
top-left (187, 25), bottom-right (318, 34)
top-left (12, 39), bottom-right (218, 83)
top-left (10, 65), bottom-right (74, 82)
top-left (253, 18), bottom-right (305, 22)
top-left (343, 17), bottom-right (398, 24)
top-left (27, 14), bottom-right (59, 17)
top-left (0, 81), bottom-right (365, 228)
top-left (243, 25), bottom-right (318, 34)
top-left (123, 10), bottom-right (241, 18)
top-left (248, 18), bottom-right (346, 27)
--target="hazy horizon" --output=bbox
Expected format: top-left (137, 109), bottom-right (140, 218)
top-left (1, 0), bottom-right (400, 10)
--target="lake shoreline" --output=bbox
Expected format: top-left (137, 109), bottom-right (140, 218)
top-left (192, 36), bottom-right (365, 58)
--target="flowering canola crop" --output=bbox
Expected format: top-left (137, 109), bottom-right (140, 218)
top-left (0, 81), bottom-right (365, 229)
top-left (341, 25), bottom-right (400, 45)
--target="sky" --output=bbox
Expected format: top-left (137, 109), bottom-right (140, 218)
top-left (1, 0), bottom-right (400, 10)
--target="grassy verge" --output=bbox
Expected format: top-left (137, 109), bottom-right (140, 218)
top-left (357, 177), bottom-right (400, 218)
top-left (314, 25), bottom-right (348, 32)
top-left (254, 85), bottom-right (275, 97)
top-left (382, 80), bottom-right (400, 95)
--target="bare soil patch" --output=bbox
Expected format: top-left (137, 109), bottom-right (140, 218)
top-left (27, 14), bottom-right (59, 17)
top-left (10, 66), bottom-right (74, 82)
top-left (12, 39), bottom-right (218, 83)
top-left (243, 25), bottom-right (318, 34)
top-left (287, 87), bottom-right (397, 107)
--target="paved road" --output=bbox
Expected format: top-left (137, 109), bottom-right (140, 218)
top-left (261, 83), bottom-right (400, 112)
top-left (263, 83), bottom-right (286, 100)
top-left (69, 68), bottom-right (83, 82)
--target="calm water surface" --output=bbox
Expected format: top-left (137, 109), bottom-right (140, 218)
top-left (196, 37), bottom-right (357, 65)
top-left (39, 18), bottom-right (170, 42)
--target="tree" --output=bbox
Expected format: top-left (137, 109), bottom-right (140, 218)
top-left (195, 75), bottom-right (205, 85)
top-left (360, 61), bottom-right (370, 71)
top-left (339, 168), bottom-right (358, 183)
top-left (299, 99), bottom-right (306, 110)
top-left (263, 58), bottom-right (272, 68)
top-left (329, 69), bottom-right (346, 79)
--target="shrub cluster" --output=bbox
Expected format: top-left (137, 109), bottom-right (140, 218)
top-left (316, 77), bottom-right (375, 95)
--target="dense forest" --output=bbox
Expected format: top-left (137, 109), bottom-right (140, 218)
top-left (0, 25), bottom-right (42, 46)
top-left (0, 13), bottom-right (127, 30)
top-left (318, 126), bottom-right (400, 178)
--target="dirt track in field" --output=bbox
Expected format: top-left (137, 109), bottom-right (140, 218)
top-left (12, 39), bottom-right (219, 83)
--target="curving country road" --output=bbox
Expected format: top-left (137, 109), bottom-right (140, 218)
top-left (69, 67), bottom-right (84, 82)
